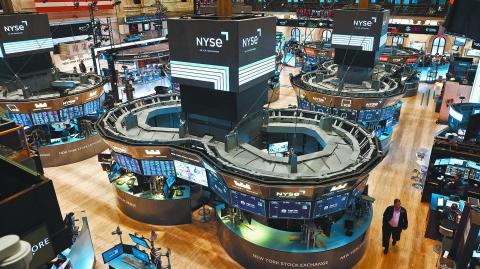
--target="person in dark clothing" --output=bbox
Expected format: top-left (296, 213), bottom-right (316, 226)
top-left (79, 60), bottom-right (87, 73)
top-left (382, 198), bottom-right (408, 254)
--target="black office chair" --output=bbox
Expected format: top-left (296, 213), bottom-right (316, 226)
top-left (198, 190), bottom-right (211, 223)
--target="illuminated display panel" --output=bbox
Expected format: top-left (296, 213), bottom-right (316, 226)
top-left (113, 153), bottom-right (142, 174)
top-left (59, 105), bottom-right (83, 121)
top-left (32, 111), bottom-right (60, 125)
top-left (173, 160), bottom-right (208, 187)
top-left (268, 201), bottom-right (312, 219)
top-left (230, 190), bottom-right (266, 217)
top-left (314, 192), bottom-right (349, 218)
top-left (140, 160), bottom-right (175, 177)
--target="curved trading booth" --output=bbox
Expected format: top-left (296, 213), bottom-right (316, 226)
top-left (291, 60), bottom-right (405, 153)
top-left (380, 46), bottom-right (421, 97)
top-left (0, 72), bottom-right (108, 167)
top-left (96, 93), bottom-right (383, 268)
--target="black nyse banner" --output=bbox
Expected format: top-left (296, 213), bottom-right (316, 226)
top-left (168, 17), bottom-right (276, 92)
top-left (0, 14), bottom-right (53, 57)
top-left (0, 14), bottom-right (52, 43)
top-left (332, 9), bottom-right (389, 52)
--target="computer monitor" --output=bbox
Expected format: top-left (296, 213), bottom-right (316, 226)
top-left (101, 244), bottom-right (124, 264)
top-left (437, 197), bottom-right (445, 207)
top-left (129, 233), bottom-right (149, 249)
top-left (446, 200), bottom-right (459, 208)
top-left (132, 246), bottom-right (150, 263)
top-left (166, 176), bottom-right (175, 188)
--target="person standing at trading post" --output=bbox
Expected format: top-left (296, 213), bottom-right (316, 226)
top-left (79, 60), bottom-right (87, 73)
top-left (382, 198), bottom-right (408, 254)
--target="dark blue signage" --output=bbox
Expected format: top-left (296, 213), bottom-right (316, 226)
top-left (207, 170), bottom-right (229, 203)
top-left (314, 192), bottom-right (349, 218)
top-left (269, 201), bottom-right (312, 219)
top-left (230, 190), bottom-right (266, 217)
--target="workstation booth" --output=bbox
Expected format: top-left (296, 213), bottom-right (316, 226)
top-left (93, 12), bottom-right (387, 269)
top-left (96, 93), bottom-right (383, 269)
top-left (0, 72), bottom-right (108, 167)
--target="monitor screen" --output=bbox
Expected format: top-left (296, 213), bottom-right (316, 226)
top-left (140, 160), bottom-right (175, 177)
top-left (59, 105), bottom-right (83, 121)
top-left (164, 176), bottom-right (174, 188)
top-left (173, 160), bottom-right (208, 187)
top-left (454, 37), bottom-right (467, 46)
top-left (314, 192), bottom-right (349, 218)
top-left (268, 201), bottom-right (312, 219)
top-left (230, 190), bottom-right (266, 216)
top-left (32, 111), bottom-right (60, 125)
top-left (101, 244), bottom-right (123, 264)
top-left (358, 109), bottom-right (382, 122)
top-left (381, 106), bottom-right (396, 120)
top-left (312, 104), bottom-right (331, 114)
top-left (207, 170), bottom-right (229, 202)
top-left (332, 108), bottom-right (357, 121)
top-left (129, 234), bottom-right (149, 249)
top-left (108, 163), bottom-right (122, 182)
top-left (84, 99), bottom-right (101, 115)
top-left (6, 113), bottom-right (32, 126)
top-left (114, 153), bottom-right (142, 174)
top-left (268, 142), bottom-right (289, 155)
top-left (131, 246), bottom-right (149, 263)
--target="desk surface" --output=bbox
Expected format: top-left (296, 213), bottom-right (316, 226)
top-left (114, 181), bottom-right (190, 201)
top-left (108, 254), bottom-right (155, 269)
top-left (217, 204), bottom-right (372, 253)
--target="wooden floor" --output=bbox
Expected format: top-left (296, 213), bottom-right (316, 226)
top-left (45, 78), bottom-right (442, 269)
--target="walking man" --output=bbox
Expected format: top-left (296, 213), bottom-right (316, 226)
top-left (382, 198), bottom-right (408, 254)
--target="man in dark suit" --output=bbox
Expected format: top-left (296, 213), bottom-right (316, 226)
top-left (382, 198), bottom-right (408, 254)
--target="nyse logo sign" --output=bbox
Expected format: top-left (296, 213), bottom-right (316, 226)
top-left (4, 20), bottom-right (28, 35)
top-left (365, 102), bottom-right (380, 108)
top-left (275, 190), bottom-right (306, 198)
top-left (195, 32), bottom-right (229, 52)
top-left (353, 17), bottom-right (377, 30)
top-left (313, 96), bottom-right (326, 104)
top-left (242, 28), bottom-right (261, 48)
top-left (62, 98), bottom-right (76, 107)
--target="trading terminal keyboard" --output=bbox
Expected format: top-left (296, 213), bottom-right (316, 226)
top-left (122, 256), bottom-right (145, 269)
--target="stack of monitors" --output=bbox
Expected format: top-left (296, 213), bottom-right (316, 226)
top-left (59, 105), bottom-right (84, 121)
top-left (141, 160), bottom-right (175, 177)
top-left (5, 113), bottom-right (32, 125)
top-left (113, 153), bottom-right (142, 174)
top-left (32, 111), bottom-right (60, 125)
top-left (84, 99), bottom-right (101, 115)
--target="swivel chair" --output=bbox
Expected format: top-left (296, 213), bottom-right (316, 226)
top-left (198, 190), bottom-right (211, 223)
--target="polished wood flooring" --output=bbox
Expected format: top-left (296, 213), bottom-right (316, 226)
top-left (45, 78), bottom-right (442, 268)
